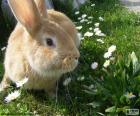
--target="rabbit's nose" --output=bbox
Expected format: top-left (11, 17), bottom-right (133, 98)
top-left (63, 54), bottom-right (79, 64)
top-left (63, 50), bottom-right (80, 63)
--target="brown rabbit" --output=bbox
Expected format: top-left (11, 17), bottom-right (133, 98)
top-left (0, 0), bottom-right (80, 96)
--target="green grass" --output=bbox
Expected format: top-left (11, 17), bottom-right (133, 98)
top-left (0, 0), bottom-right (140, 115)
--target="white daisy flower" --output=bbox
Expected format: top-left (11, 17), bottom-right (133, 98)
top-left (80, 76), bottom-right (85, 81)
top-left (78, 17), bottom-right (82, 20)
top-left (97, 39), bottom-right (104, 44)
top-left (87, 21), bottom-right (92, 24)
top-left (125, 92), bottom-right (136, 99)
top-left (84, 32), bottom-right (93, 37)
top-left (94, 28), bottom-right (100, 32)
top-left (5, 90), bottom-right (21, 103)
top-left (75, 11), bottom-right (80, 15)
top-left (15, 77), bottom-right (28, 88)
top-left (95, 31), bottom-right (106, 37)
top-left (99, 16), bottom-right (104, 21)
top-left (91, 62), bottom-right (98, 70)
top-left (88, 16), bottom-right (93, 19)
top-left (84, 19), bottom-right (88, 22)
top-left (89, 84), bottom-right (94, 89)
top-left (103, 60), bottom-right (110, 68)
top-left (91, 4), bottom-right (95, 7)
top-left (94, 23), bottom-right (100, 27)
top-left (77, 76), bottom-right (85, 81)
top-left (76, 26), bottom-right (82, 30)
top-left (81, 14), bottom-right (87, 19)
top-left (95, 30), bottom-right (101, 36)
top-left (80, 19), bottom-right (86, 23)
top-left (98, 33), bottom-right (106, 37)
top-left (104, 52), bottom-right (112, 58)
top-left (108, 45), bottom-right (116, 53)
top-left (33, 111), bottom-right (38, 115)
top-left (131, 51), bottom-right (138, 65)
top-left (89, 27), bottom-right (93, 31)
top-left (1, 47), bottom-right (6, 51)
top-left (63, 78), bottom-right (71, 86)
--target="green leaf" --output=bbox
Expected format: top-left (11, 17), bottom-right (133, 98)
top-left (87, 102), bottom-right (100, 108)
top-left (120, 95), bottom-right (126, 104)
top-left (105, 106), bottom-right (116, 113)
top-left (116, 108), bottom-right (124, 112)
top-left (135, 98), bottom-right (140, 105)
top-left (133, 64), bottom-right (140, 76)
top-left (116, 106), bottom-right (130, 113)
top-left (82, 90), bottom-right (97, 95)
top-left (122, 106), bottom-right (130, 113)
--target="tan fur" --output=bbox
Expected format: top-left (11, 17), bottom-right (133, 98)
top-left (47, 10), bottom-right (80, 47)
top-left (0, 0), bottom-right (80, 96)
top-left (34, 0), bottom-right (47, 17)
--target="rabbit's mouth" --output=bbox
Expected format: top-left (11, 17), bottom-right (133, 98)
top-left (61, 58), bottom-right (79, 73)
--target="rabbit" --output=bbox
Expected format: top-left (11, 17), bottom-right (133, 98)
top-left (0, 0), bottom-right (80, 97)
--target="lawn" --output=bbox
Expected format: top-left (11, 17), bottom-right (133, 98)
top-left (0, 0), bottom-right (140, 115)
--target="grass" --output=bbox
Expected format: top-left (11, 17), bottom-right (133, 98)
top-left (0, 0), bottom-right (140, 115)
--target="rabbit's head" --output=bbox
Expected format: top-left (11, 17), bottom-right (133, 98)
top-left (8, 0), bottom-right (80, 77)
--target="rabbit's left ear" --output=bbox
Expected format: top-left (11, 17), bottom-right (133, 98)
top-left (34, 0), bottom-right (47, 18)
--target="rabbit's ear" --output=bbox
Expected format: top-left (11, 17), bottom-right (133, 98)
top-left (34, 0), bottom-right (47, 18)
top-left (8, 0), bottom-right (41, 34)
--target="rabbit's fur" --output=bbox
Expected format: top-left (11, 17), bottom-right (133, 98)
top-left (0, 0), bottom-right (80, 96)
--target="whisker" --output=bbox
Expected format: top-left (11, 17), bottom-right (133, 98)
top-left (65, 64), bottom-right (74, 106)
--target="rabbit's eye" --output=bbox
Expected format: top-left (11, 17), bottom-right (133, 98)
top-left (46, 38), bottom-right (53, 46)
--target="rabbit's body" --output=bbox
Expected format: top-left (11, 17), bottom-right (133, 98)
top-left (0, 0), bottom-right (80, 96)
top-left (5, 24), bottom-right (60, 90)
